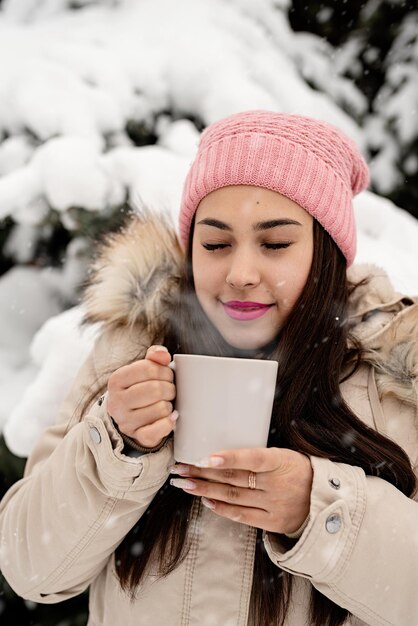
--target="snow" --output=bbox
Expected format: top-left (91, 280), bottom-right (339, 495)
top-left (33, 136), bottom-right (115, 212)
top-left (0, 0), bottom-right (370, 224)
top-left (354, 191), bottom-right (418, 294)
top-left (0, 135), bottom-right (34, 176)
top-left (0, 0), bottom-right (417, 456)
top-left (3, 307), bottom-right (100, 458)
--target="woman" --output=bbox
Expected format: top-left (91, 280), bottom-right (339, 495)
top-left (1, 110), bottom-right (417, 626)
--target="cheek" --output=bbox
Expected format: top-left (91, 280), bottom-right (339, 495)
top-left (192, 246), bottom-right (203, 293)
top-left (192, 250), bottom-right (221, 301)
top-left (290, 274), bottom-right (308, 305)
top-left (195, 272), bottom-right (221, 302)
top-left (294, 260), bottom-right (312, 299)
top-left (274, 253), bottom-right (312, 307)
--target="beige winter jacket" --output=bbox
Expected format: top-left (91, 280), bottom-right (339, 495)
top-left (1, 216), bottom-right (417, 626)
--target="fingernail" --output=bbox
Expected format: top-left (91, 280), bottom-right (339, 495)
top-left (170, 478), bottom-right (196, 490)
top-left (196, 456), bottom-right (223, 467)
top-left (206, 456), bottom-right (224, 467)
top-left (210, 456), bottom-right (224, 467)
top-left (169, 410), bottom-right (179, 422)
top-left (169, 464), bottom-right (190, 475)
top-left (195, 457), bottom-right (210, 468)
top-left (153, 345), bottom-right (168, 352)
top-left (201, 497), bottom-right (216, 510)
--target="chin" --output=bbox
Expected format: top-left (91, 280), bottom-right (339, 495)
top-left (222, 332), bottom-right (273, 352)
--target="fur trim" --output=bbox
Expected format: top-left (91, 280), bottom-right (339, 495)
top-left (347, 264), bottom-right (418, 406)
top-left (362, 304), bottom-right (418, 406)
top-left (83, 209), bottom-right (183, 336)
top-left (347, 263), bottom-right (402, 316)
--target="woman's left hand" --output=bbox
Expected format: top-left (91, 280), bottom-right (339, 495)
top-left (169, 448), bottom-right (313, 534)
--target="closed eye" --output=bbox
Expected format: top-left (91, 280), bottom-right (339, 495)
top-left (263, 242), bottom-right (292, 249)
top-left (202, 243), bottom-right (229, 251)
top-left (202, 242), bottom-right (292, 251)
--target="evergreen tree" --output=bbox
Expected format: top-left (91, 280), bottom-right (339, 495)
top-left (289, 0), bottom-right (418, 217)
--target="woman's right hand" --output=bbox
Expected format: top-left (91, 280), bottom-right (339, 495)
top-left (107, 345), bottom-right (177, 449)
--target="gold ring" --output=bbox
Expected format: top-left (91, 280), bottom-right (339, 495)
top-left (248, 471), bottom-right (257, 490)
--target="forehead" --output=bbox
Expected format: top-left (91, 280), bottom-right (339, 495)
top-left (195, 185), bottom-right (312, 226)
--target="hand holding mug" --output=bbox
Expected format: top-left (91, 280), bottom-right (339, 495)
top-left (107, 345), bottom-right (177, 448)
top-left (170, 447), bottom-right (313, 534)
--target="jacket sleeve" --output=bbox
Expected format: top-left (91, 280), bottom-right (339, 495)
top-left (0, 330), bottom-right (174, 604)
top-left (263, 455), bottom-right (418, 626)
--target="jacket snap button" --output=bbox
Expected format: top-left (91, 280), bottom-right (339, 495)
top-left (97, 394), bottom-right (105, 407)
top-left (89, 427), bottom-right (102, 444)
top-left (329, 478), bottom-right (341, 489)
top-left (325, 513), bottom-right (341, 534)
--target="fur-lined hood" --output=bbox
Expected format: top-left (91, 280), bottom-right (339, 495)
top-left (83, 212), bottom-right (418, 406)
top-left (83, 211), bottom-right (183, 336)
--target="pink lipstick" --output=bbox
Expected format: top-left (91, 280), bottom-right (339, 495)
top-left (222, 300), bottom-right (273, 321)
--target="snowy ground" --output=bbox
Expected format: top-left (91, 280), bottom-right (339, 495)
top-left (0, 0), bottom-right (417, 457)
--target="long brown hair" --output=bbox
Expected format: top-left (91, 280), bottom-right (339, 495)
top-left (113, 219), bottom-right (416, 626)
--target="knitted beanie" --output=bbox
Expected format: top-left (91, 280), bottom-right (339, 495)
top-left (178, 110), bottom-right (369, 266)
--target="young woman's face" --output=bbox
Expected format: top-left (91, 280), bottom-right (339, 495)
top-left (192, 185), bottom-right (314, 350)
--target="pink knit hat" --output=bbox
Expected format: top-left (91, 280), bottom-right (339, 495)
top-left (179, 110), bottom-right (369, 266)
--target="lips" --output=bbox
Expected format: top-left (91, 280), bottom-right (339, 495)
top-left (222, 300), bottom-right (274, 321)
top-left (224, 300), bottom-right (272, 309)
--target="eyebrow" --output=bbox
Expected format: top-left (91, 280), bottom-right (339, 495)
top-left (196, 218), bottom-right (302, 231)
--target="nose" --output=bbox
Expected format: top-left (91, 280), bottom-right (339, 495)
top-left (225, 248), bottom-right (261, 289)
